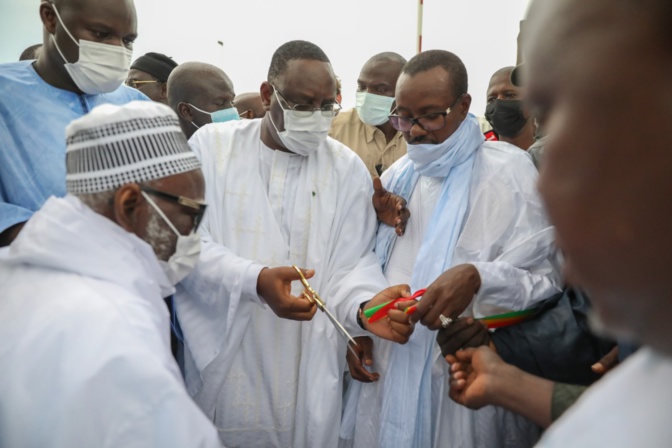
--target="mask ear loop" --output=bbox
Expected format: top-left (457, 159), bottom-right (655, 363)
top-left (187, 103), bottom-right (214, 129)
top-left (51, 4), bottom-right (80, 47)
top-left (49, 3), bottom-right (80, 65)
top-left (187, 103), bottom-right (214, 117)
top-left (141, 191), bottom-right (182, 236)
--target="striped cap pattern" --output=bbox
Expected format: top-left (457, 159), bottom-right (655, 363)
top-left (65, 101), bottom-right (200, 194)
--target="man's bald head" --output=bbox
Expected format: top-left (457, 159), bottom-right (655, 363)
top-left (234, 92), bottom-right (265, 119)
top-left (363, 52), bottom-right (407, 72)
top-left (530, 0), bottom-right (672, 353)
top-left (356, 52), bottom-right (408, 116)
top-left (167, 61), bottom-right (236, 138)
top-left (167, 62), bottom-right (234, 110)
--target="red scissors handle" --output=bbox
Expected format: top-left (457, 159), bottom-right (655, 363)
top-left (369, 288), bottom-right (427, 323)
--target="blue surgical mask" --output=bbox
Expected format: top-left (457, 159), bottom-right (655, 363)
top-left (188, 103), bottom-right (240, 129)
top-left (356, 92), bottom-right (395, 126)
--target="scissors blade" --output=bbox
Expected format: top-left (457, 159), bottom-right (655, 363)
top-left (322, 305), bottom-right (358, 346)
top-left (291, 265), bottom-right (359, 357)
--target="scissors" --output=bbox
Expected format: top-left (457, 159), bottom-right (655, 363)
top-left (292, 265), bottom-right (360, 358)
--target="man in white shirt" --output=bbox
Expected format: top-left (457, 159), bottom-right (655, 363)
top-left (0, 101), bottom-right (220, 447)
top-left (175, 40), bottom-right (415, 448)
top-left (340, 50), bottom-right (562, 448)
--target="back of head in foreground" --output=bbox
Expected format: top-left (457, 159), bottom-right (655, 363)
top-left (529, 0), bottom-right (672, 356)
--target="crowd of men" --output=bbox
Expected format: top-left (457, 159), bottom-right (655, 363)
top-left (1, 0), bottom-right (671, 447)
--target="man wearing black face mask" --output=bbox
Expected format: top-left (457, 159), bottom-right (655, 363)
top-left (484, 66), bottom-right (536, 150)
top-left (0, 0), bottom-right (148, 247)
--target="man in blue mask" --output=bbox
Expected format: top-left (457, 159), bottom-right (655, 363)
top-left (339, 50), bottom-right (561, 448)
top-left (330, 52), bottom-right (408, 178)
top-left (0, 0), bottom-right (149, 246)
top-left (167, 61), bottom-right (239, 140)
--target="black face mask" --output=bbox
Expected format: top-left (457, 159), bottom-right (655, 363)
top-left (484, 99), bottom-right (528, 138)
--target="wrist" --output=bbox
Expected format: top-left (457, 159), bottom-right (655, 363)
top-left (466, 263), bottom-right (482, 294)
top-left (256, 267), bottom-right (269, 296)
top-left (357, 300), bottom-right (370, 330)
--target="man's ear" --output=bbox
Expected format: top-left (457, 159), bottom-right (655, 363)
top-left (40, 1), bottom-right (57, 33)
top-left (113, 184), bottom-right (143, 233)
top-left (239, 109), bottom-right (253, 119)
top-left (160, 82), bottom-right (168, 101)
top-left (260, 82), bottom-right (273, 111)
top-left (177, 102), bottom-right (193, 121)
top-left (459, 93), bottom-right (472, 120)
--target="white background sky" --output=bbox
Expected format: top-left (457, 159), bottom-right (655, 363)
top-left (1, 0), bottom-right (531, 116)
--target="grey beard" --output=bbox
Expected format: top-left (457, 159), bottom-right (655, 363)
top-left (144, 206), bottom-right (174, 261)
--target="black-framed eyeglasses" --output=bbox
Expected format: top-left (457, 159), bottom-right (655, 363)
top-left (388, 94), bottom-right (465, 132)
top-left (140, 186), bottom-right (208, 232)
top-left (126, 80), bottom-right (159, 89)
top-left (272, 85), bottom-right (342, 118)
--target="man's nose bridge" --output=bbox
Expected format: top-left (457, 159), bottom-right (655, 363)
top-left (409, 121), bottom-right (427, 136)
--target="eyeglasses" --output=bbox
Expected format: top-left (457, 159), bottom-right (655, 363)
top-left (272, 85), bottom-right (342, 118)
top-left (126, 80), bottom-right (159, 89)
top-left (140, 186), bottom-right (207, 232)
top-left (389, 94), bottom-right (465, 132)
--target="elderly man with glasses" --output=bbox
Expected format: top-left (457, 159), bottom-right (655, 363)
top-left (172, 40), bottom-right (416, 448)
top-left (339, 49), bottom-right (562, 448)
top-left (0, 101), bottom-right (221, 447)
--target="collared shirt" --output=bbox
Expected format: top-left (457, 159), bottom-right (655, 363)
top-left (0, 61), bottom-right (149, 234)
top-left (329, 108), bottom-right (406, 178)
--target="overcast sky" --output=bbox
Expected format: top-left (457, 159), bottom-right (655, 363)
top-left (1, 0), bottom-right (531, 115)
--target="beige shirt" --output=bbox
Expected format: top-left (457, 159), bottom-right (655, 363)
top-left (330, 108), bottom-right (407, 177)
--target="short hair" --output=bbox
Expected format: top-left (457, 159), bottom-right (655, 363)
top-left (267, 40), bottom-right (330, 84)
top-left (19, 44), bottom-right (42, 61)
top-left (167, 62), bottom-right (233, 110)
top-left (366, 51), bottom-right (407, 67)
top-left (402, 50), bottom-right (468, 99)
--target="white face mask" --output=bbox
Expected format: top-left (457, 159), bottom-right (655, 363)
top-left (356, 91), bottom-right (395, 126)
top-left (268, 88), bottom-right (333, 156)
top-left (51, 4), bottom-right (133, 95)
top-left (141, 192), bottom-right (201, 285)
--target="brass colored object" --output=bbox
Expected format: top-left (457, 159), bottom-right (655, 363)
top-left (292, 265), bottom-right (360, 357)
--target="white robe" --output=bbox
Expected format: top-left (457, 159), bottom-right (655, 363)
top-left (537, 347), bottom-right (672, 447)
top-left (0, 196), bottom-right (220, 448)
top-left (175, 119), bottom-right (388, 448)
top-left (342, 141), bottom-right (562, 448)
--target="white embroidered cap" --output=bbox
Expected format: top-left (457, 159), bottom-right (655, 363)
top-left (65, 101), bottom-right (200, 194)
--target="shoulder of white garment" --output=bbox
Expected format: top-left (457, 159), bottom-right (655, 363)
top-left (323, 135), bottom-right (372, 185)
top-left (538, 348), bottom-right (672, 447)
top-left (479, 141), bottom-right (536, 173)
top-left (187, 119), bottom-right (259, 160)
top-left (473, 140), bottom-right (539, 189)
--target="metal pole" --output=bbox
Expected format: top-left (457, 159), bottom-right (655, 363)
top-left (217, 40), bottom-right (224, 68)
top-left (417, 0), bottom-right (424, 53)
